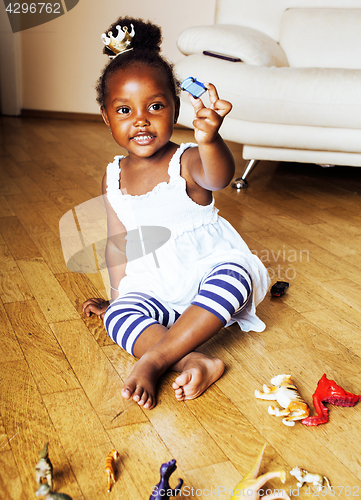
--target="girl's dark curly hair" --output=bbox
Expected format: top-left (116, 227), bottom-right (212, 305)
top-left (96, 17), bottom-right (180, 108)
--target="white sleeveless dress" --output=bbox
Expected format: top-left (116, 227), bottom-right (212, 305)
top-left (105, 142), bottom-right (270, 332)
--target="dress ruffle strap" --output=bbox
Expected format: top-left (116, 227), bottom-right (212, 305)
top-left (106, 156), bottom-right (124, 192)
top-left (168, 143), bottom-right (197, 179)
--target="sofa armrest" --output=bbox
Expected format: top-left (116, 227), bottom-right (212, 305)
top-left (177, 25), bottom-right (288, 67)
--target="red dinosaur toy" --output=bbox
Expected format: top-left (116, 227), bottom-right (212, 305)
top-left (302, 374), bottom-right (361, 426)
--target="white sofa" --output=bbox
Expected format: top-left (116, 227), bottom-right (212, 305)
top-left (174, 0), bottom-right (361, 187)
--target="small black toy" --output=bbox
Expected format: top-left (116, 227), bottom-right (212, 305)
top-left (149, 459), bottom-right (183, 499)
top-left (270, 281), bottom-right (289, 297)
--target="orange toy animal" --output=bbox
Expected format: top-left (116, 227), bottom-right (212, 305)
top-left (105, 449), bottom-right (119, 492)
top-left (255, 374), bottom-right (310, 426)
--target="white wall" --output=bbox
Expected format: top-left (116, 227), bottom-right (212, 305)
top-left (19, 0), bottom-right (216, 114)
top-left (0, 8), bottom-right (22, 115)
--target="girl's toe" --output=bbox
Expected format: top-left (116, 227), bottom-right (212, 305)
top-left (174, 372), bottom-right (191, 388)
top-left (138, 390), bottom-right (149, 406)
top-left (143, 394), bottom-right (154, 409)
top-left (121, 382), bottom-right (136, 400)
top-left (132, 386), bottom-right (145, 402)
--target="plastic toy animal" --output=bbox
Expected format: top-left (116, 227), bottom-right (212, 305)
top-left (255, 374), bottom-right (310, 426)
top-left (105, 449), bottom-right (119, 492)
top-left (230, 444), bottom-right (290, 500)
top-left (302, 373), bottom-right (361, 426)
top-left (35, 442), bottom-right (53, 490)
top-left (290, 466), bottom-right (331, 490)
top-left (36, 483), bottom-right (73, 499)
top-left (149, 459), bottom-right (183, 499)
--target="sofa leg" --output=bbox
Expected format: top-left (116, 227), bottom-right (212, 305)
top-left (232, 159), bottom-right (259, 189)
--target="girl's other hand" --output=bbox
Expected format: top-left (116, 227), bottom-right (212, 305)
top-left (82, 298), bottom-right (110, 320)
top-left (188, 83), bottom-right (232, 144)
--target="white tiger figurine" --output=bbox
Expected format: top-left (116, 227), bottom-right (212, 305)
top-left (36, 484), bottom-right (73, 499)
top-left (290, 466), bottom-right (331, 490)
top-left (255, 374), bottom-right (310, 426)
top-left (35, 442), bottom-right (53, 489)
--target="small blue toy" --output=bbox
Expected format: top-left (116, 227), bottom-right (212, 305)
top-left (149, 459), bottom-right (183, 499)
top-left (180, 77), bottom-right (207, 98)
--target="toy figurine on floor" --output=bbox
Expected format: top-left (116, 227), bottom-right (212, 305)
top-left (302, 373), bottom-right (361, 426)
top-left (149, 459), bottom-right (183, 499)
top-left (255, 374), bottom-right (310, 426)
top-left (230, 444), bottom-right (290, 500)
top-left (36, 483), bottom-right (73, 500)
top-left (290, 466), bottom-right (330, 490)
top-left (35, 442), bottom-right (53, 490)
top-left (270, 281), bottom-right (289, 297)
top-left (105, 449), bottom-right (119, 492)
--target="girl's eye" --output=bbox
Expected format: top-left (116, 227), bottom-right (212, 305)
top-left (117, 106), bottom-right (131, 115)
top-left (150, 103), bottom-right (164, 111)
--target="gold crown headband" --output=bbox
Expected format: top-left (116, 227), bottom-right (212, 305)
top-left (101, 24), bottom-right (135, 59)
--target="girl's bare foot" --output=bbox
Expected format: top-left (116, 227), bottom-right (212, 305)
top-left (172, 353), bottom-right (225, 402)
top-left (121, 352), bottom-right (166, 409)
top-left (120, 350), bottom-right (225, 409)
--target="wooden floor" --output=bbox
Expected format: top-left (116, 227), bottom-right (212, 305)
top-left (1, 115), bottom-right (361, 500)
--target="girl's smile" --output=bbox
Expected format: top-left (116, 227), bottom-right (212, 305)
top-left (101, 64), bottom-right (178, 159)
top-left (131, 133), bottom-right (156, 145)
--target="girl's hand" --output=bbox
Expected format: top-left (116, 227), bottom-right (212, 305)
top-left (188, 83), bottom-right (232, 144)
top-left (82, 298), bottom-right (110, 320)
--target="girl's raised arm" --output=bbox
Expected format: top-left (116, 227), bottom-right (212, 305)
top-left (186, 83), bottom-right (235, 191)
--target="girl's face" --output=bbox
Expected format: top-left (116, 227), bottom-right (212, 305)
top-left (101, 64), bottom-right (179, 159)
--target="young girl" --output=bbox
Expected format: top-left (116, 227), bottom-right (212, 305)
top-left (83, 17), bottom-right (270, 409)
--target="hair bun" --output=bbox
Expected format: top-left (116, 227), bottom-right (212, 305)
top-left (103, 17), bottom-right (162, 56)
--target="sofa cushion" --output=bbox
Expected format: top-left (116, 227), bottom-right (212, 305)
top-left (215, 0), bottom-right (361, 43)
top-left (280, 8), bottom-right (361, 69)
top-left (175, 53), bottom-right (361, 129)
top-left (177, 25), bottom-right (288, 67)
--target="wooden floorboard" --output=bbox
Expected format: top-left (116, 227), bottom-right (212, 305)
top-left (1, 115), bottom-right (361, 499)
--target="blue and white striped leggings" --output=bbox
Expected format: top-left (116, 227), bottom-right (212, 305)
top-left (104, 262), bottom-right (252, 356)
